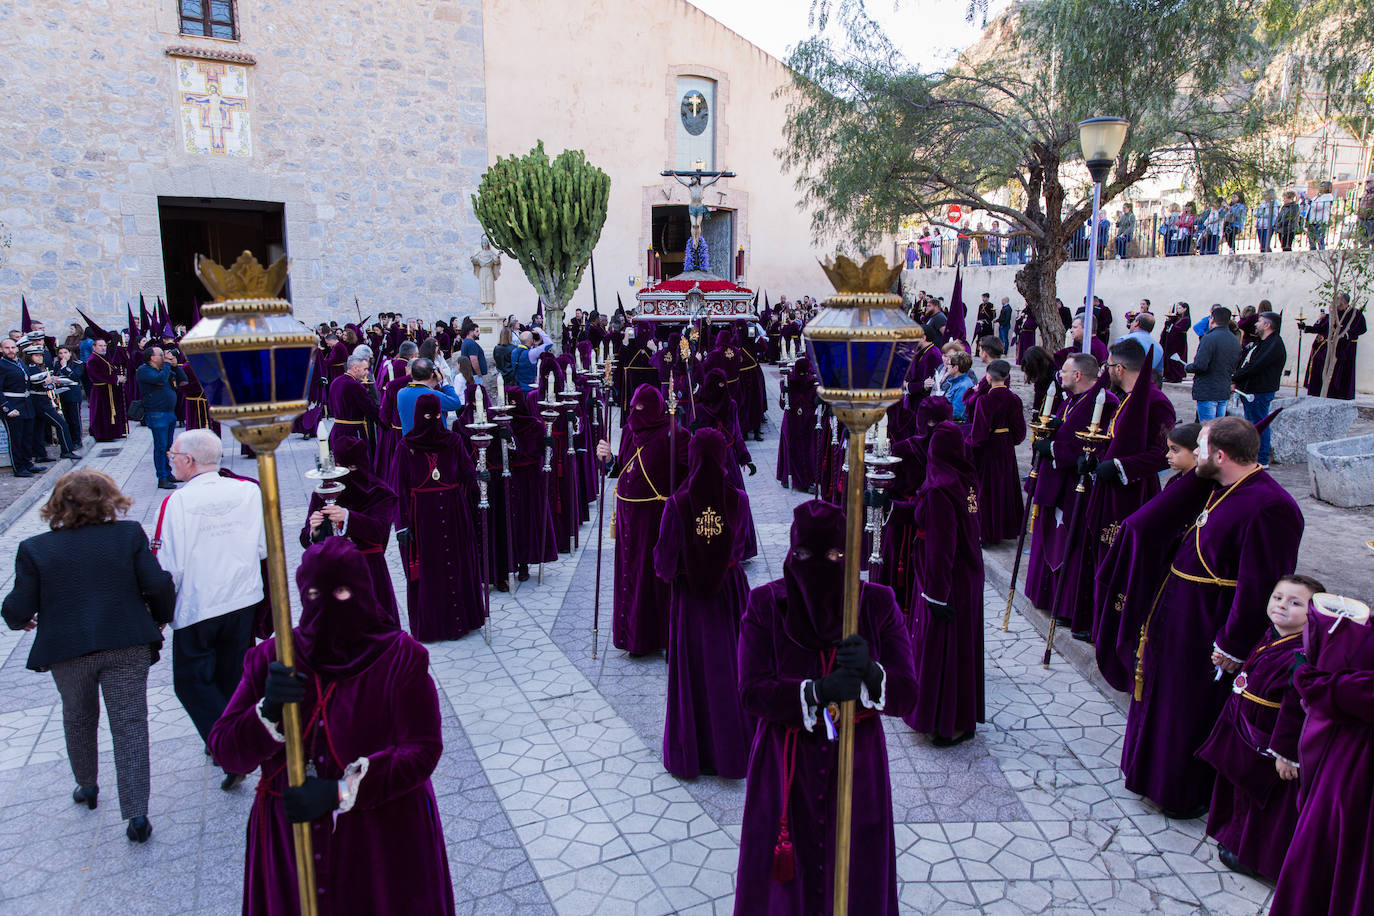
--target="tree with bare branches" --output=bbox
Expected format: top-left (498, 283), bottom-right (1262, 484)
top-left (1300, 248), bottom-right (1371, 399)
top-left (782, 0), bottom-right (1286, 345)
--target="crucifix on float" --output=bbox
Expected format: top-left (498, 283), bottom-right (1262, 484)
top-left (660, 165), bottom-right (737, 245)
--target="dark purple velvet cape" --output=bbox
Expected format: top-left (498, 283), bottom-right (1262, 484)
top-left (1121, 471), bottom-right (1303, 812)
top-left (734, 580), bottom-right (917, 916)
top-left (85, 351), bottom-right (127, 441)
top-left (1304, 310), bottom-right (1366, 399)
top-left (964, 385), bottom-right (1026, 544)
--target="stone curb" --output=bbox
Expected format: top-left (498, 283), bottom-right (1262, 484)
top-left (0, 435), bottom-right (97, 533)
top-left (982, 545), bottom-right (1132, 717)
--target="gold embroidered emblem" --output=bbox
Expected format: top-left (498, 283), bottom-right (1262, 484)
top-left (967, 487), bottom-right (979, 515)
top-left (695, 507), bottom-right (723, 542)
top-left (1114, 593), bottom-right (1126, 614)
top-left (1100, 521), bottom-right (1121, 546)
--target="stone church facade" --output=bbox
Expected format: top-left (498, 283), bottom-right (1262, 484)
top-left (0, 0), bottom-right (827, 329)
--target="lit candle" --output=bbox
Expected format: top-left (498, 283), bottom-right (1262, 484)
top-left (1090, 388), bottom-right (1106, 427)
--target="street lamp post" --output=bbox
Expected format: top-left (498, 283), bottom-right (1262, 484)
top-left (803, 255), bottom-right (922, 916)
top-left (179, 251), bottom-right (320, 916)
top-left (1077, 117), bottom-right (1130, 353)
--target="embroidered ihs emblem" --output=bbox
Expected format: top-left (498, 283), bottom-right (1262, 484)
top-left (1114, 593), bottom-right (1126, 614)
top-left (1100, 521), bottom-right (1121, 546)
top-left (695, 507), bottom-right (723, 541)
top-left (966, 487), bottom-right (979, 515)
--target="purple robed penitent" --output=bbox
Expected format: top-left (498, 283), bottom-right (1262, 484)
top-left (776, 356), bottom-right (819, 492)
top-left (1023, 385), bottom-right (1117, 611)
top-left (1303, 309), bottom-right (1366, 400)
top-left (877, 398), bottom-right (951, 620)
top-left (611, 386), bottom-right (688, 654)
top-left (693, 369), bottom-right (757, 559)
top-left (1121, 470), bottom-right (1303, 813)
top-left (902, 423), bottom-right (985, 739)
top-left (328, 374), bottom-right (380, 463)
top-left (298, 438), bottom-right (399, 627)
top-left (208, 539), bottom-right (454, 916)
top-left (1195, 627), bottom-right (1304, 882)
top-left (733, 502), bottom-right (918, 916)
top-left (736, 329), bottom-right (767, 436)
top-left (964, 385), bottom-right (1025, 544)
top-left (394, 393), bottom-right (484, 642)
top-left (1162, 312), bottom-right (1190, 383)
top-left (653, 429), bottom-right (755, 780)
top-left (509, 389), bottom-right (559, 570)
top-left (85, 349), bottom-right (127, 441)
top-left (1270, 612), bottom-right (1374, 915)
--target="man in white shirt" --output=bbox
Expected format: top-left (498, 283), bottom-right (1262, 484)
top-left (157, 428), bottom-right (266, 790)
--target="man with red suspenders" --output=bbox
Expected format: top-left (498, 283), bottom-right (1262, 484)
top-left (154, 428), bottom-right (267, 791)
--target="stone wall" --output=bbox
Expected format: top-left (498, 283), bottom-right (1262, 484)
top-left (911, 251), bottom-right (1373, 394)
top-left (0, 0), bottom-right (489, 328)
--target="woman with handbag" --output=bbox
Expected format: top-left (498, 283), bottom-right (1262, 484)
top-left (1, 470), bottom-right (175, 842)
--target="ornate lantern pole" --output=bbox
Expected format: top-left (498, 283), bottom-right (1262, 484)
top-left (803, 255), bottom-right (922, 916)
top-left (180, 251), bottom-right (320, 916)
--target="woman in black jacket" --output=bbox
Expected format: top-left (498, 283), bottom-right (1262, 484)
top-left (492, 326), bottom-right (517, 388)
top-left (2, 470), bottom-right (175, 843)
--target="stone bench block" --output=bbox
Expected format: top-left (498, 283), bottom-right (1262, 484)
top-left (1228, 395), bottom-right (1358, 464)
top-left (1308, 434), bottom-right (1374, 508)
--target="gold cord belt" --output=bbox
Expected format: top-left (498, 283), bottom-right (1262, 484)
top-left (1238, 690), bottom-right (1281, 709)
top-left (1168, 565), bottom-right (1239, 588)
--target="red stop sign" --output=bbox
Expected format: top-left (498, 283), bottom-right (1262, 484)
top-left (946, 205), bottom-right (962, 222)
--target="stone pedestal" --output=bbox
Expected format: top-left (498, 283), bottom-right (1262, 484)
top-left (1228, 395), bottom-right (1358, 464)
top-left (469, 309), bottom-right (505, 359)
top-left (1309, 434), bottom-right (1374, 508)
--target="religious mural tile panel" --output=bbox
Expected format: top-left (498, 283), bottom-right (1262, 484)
top-left (176, 59), bottom-right (252, 158)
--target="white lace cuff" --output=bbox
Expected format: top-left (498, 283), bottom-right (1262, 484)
top-left (1212, 642), bottom-right (1244, 665)
top-left (255, 704), bottom-right (287, 744)
top-left (799, 680), bottom-right (818, 733)
top-left (1267, 750), bottom-right (1299, 769)
top-left (859, 662), bottom-right (886, 712)
top-left (337, 757), bottom-right (370, 813)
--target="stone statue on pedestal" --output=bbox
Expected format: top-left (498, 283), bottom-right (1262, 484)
top-left (471, 236), bottom-right (501, 309)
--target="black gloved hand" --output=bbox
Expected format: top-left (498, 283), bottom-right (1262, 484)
top-left (1289, 651), bottom-right (1308, 685)
top-left (283, 776), bottom-right (340, 823)
top-left (813, 667), bottom-right (863, 706)
top-left (396, 529), bottom-right (410, 552)
top-left (928, 600), bottom-right (956, 622)
top-left (1077, 454), bottom-right (1099, 476)
top-left (497, 426), bottom-right (514, 442)
top-left (867, 490), bottom-right (892, 512)
top-left (1031, 438), bottom-right (1054, 460)
top-left (745, 462), bottom-right (757, 477)
top-left (543, 435), bottom-right (555, 449)
top-left (260, 662), bottom-right (307, 725)
top-left (477, 468), bottom-right (490, 483)
top-left (835, 634), bottom-right (871, 674)
top-left (1046, 415), bottom-right (1064, 431)
top-left (1096, 461), bottom-right (1126, 486)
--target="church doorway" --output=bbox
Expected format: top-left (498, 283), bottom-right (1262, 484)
top-left (158, 197), bottom-right (288, 326)
top-left (651, 204), bottom-right (734, 281)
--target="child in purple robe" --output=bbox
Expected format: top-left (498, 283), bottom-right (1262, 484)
top-left (734, 501), bottom-right (918, 916)
top-left (1164, 422), bottom-right (1200, 481)
top-left (1271, 587), bottom-right (1374, 915)
top-left (209, 538), bottom-right (456, 916)
top-left (964, 359), bottom-right (1025, 544)
top-left (653, 429), bottom-right (754, 780)
top-left (1196, 574), bottom-right (1320, 881)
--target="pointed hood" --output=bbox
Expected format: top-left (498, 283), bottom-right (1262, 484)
top-left (138, 295), bottom-right (150, 337)
top-left (781, 499), bottom-right (846, 650)
top-left (20, 297), bottom-right (32, 333)
top-left (76, 308), bottom-right (108, 339)
top-left (293, 538), bottom-right (400, 679)
top-left (1104, 347), bottom-right (1157, 459)
top-left (626, 383), bottom-right (669, 447)
top-left (946, 266), bottom-right (967, 344)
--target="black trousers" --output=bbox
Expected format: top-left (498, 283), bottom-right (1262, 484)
top-left (172, 606), bottom-right (254, 758)
top-left (1, 414), bottom-right (32, 472)
top-left (60, 398), bottom-right (82, 448)
top-left (28, 400), bottom-right (73, 457)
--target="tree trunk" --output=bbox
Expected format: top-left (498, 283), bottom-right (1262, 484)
top-left (1014, 245), bottom-right (1067, 349)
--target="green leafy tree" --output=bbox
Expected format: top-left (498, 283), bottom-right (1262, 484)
top-left (472, 142), bottom-right (610, 347)
top-left (782, 0), bottom-right (1285, 344)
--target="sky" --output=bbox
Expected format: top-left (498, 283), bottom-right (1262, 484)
top-left (683, 0), bottom-right (1011, 70)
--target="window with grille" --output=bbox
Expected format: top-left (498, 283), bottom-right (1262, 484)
top-left (180, 0), bottom-right (237, 40)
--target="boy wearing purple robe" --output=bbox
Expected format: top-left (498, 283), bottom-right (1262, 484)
top-left (734, 500), bottom-right (918, 916)
top-left (393, 393), bottom-right (485, 642)
top-left (300, 437), bottom-right (400, 626)
top-left (902, 422), bottom-right (985, 745)
top-left (1023, 354), bottom-right (1116, 611)
top-left (963, 359), bottom-right (1025, 545)
top-left (653, 429), bottom-right (755, 780)
top-left (596, 385), bottom-right (689, 655)
top-left (208, 538), bottom-right (455, 916)
top-left (1196, 574), bottom-right (1317, 881)
top-left (776, 355), bottom-right (820, 492)
top-left (1121, 417), bottom-right (1303, 818)
top-left (1271, 588), bottom-right (1374, 915)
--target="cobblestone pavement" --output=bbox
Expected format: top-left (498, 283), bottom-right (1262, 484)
top-left (0, 368), bottom-right (1287, 914)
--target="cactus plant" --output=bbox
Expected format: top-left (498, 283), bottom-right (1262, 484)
top-left (471, 142), bottom-right (610, 348)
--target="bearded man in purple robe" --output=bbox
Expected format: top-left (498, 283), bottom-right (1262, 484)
top-left (734, 500), bottom-right (918, 916)
top-left (327, 356), bottom-right (380, 463)
top-left (1120, 417), bottom-right (1303, 818)
top-left (208, 538), bottom-right (455, 915)
top-left (653, 428), bottom-right (755, 780)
